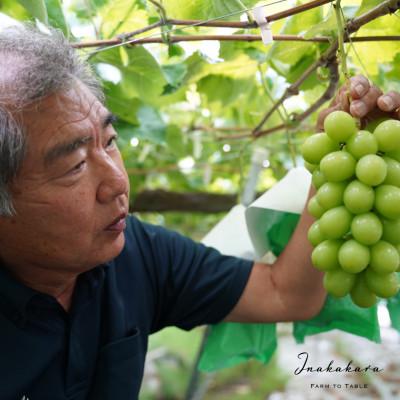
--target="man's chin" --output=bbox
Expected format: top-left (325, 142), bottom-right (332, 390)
top-left (98, 231), bottom-right (126, 265)
top-left (106, 232), bottom-right (125, 262)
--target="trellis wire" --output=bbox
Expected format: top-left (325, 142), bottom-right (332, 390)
top-left (84, 0), bottom-right (298, 56)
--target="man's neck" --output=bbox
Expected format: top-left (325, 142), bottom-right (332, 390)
top-left (7, 264), bottom-right (78, 312)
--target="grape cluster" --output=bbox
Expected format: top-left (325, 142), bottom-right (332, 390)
top-left (301, 111), bottom-right (400, 308)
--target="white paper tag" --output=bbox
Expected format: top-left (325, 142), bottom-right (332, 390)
top-left (253, 6), bottom-right (273, 45)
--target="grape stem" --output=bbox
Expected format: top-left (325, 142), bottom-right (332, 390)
top-left (334, 0), bottom-right (349, 81)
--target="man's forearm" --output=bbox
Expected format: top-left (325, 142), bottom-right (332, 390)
top-left (270, 186), bottom-right (326, 319)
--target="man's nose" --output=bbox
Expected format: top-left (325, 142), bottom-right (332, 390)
top-left (97, 158), bottom-right (129, 204)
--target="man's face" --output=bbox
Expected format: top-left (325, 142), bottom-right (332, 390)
top-left (0, 82), bottom-right (130, 273)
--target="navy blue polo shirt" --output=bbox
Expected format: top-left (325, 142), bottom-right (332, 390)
top-left (0, 215), bottom-right (253, 399)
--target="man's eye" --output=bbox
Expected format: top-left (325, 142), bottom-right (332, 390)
top-left (106, 135), bottom-right (118, 149)
top-left (70, 160), bottom-right (86, 174)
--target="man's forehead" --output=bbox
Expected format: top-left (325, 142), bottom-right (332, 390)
top-left (23, 84), bottom-right (107, 132)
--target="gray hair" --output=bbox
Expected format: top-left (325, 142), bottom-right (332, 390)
top-left (0, 23), bottom-right (104, 216)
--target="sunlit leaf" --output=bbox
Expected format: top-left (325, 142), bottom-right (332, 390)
top-left (164, 0), bottom-right (259, 20)
top-left (0, 0), bottom-right (30, 20)
top-left (45, 0), bottom-right (70, 36)
top-left (99, 0), bottom-right (148, 38)
top-left (356, 0), bottom-right (382, 16)
top-left (95, 46), bottom-right (167, 102)
top-left (197, 75), bottom-right (250, 105)
top-left (269, 5), bottom-right (323, 66)
top-left (17, 0), bottom-right (48, 24)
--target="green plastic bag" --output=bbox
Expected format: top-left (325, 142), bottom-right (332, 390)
top-left (293, 295), bottom-right (380, 343)
top-left (387, 287), bottom-right (400, 332)
top-left (198, 323), bottom-right (277, 372)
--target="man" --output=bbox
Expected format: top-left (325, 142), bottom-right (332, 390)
top-left (0, 24), bottom-right (399, 399)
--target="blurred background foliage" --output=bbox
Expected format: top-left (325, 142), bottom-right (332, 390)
top-left (1, 0), bottom-right (400, 398)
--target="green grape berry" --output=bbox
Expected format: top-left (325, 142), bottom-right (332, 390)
top-left (316, 182), bottom-right (346, 210)
top-left (350, 274), bottom-right (377, 308)
top-left (324, 269), bottom-right (356, 298)
top-left (323, 111), bottom-right (357, 143)
top-left (382, 156), bottom-right (400, 187)
top-left (320, 151), bottom-right (356, 182)
top-left (382, 218), bottom-right (400, 245)
top-left (319, 206), bottom-right (352, 239)
top-left (305, 161), bottom-right (318, 173)
top-left (373, 119), bottom-right (400, 152)
top-left (311, 239), bottom-right (342, 271)
top-left (375, 185), bottom-right (400, 220)
top-left (355, 154), bottom-right (387, 186)
top-left (351, 212), bottom-right (383, 245)
top-left (365, 269), bottom-right (400, 298)
top-left (307, 196), bottom-right (325, 219)
top-left (396, 244), bottom-right (400, 271)
top-left (312, 169), bottom-right (326, 189)
top-left (338, 239), bottom-right (370, 273)
top-left (386, 149), bottom-right (400, 162)
top-left (346, 130), bottom-right (378, 160)
top-left (343, 180), bottom-right (374, 214)
top-left (370, 240), bottom-right (400, 274)
top-left (308, 221), bottom-right (325, 247)
top-left (301, 133), bottom-right (338, 164)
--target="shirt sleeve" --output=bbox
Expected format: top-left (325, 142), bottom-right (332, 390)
top-left (128, 216), bottom-right (253, 332)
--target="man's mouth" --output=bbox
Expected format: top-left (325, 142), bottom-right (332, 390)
top-left (106, 212), bottom-right (127, 232)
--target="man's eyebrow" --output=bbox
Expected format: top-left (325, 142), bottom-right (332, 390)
top-left (44, 135), bottom-right (93, 166)
top-left (102, 112), bottom-right (118, 129)
top-left (44, 113), bottom-right (117, 166)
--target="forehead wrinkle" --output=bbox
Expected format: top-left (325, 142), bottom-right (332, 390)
top-left (52, 95), bottom-right (97, 135)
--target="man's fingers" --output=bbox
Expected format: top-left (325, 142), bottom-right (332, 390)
top-left (377, 91), bottom-right (400, 116)
top-left (349, 75), bottom-right (370, 99)
top-left (316, 104), bottom-right (341, 131)
top-left (349, 85), bottom-right (383, 118)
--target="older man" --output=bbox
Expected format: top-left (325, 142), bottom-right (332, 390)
top-left (0, 24), bottom-right (399, 399)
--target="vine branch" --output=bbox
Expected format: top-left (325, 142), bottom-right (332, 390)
top-left (73, 0), bottom-right (333, 49)
top-left (251, 0), bottom-right (400, 136)
top-left (71, 34), bottom-right (400, 49)
top-left (217, 58), bottom-right (339, 141)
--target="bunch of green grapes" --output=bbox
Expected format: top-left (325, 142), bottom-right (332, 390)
top-left (302, 111), bottom-right (400, 308)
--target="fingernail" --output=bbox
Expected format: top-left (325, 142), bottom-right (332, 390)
top-left (355, 84), bottom-right (365, 96)
top-left (381, 95), bottom-right (394, 110)
top-left (352, 102), bottom-right (367, 117)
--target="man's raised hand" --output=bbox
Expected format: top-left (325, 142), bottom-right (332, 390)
top-left (317, 75), bottom-right (400, 131)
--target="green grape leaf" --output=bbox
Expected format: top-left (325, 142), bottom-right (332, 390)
top-left (103, 81), bottom-right (141, 125)
top-left (269, 5), bottom-right (323, 66)
top-left (131, 105), bottom-right (167, 144)
top-left (356, 0), bottom-right (383, 16)
top-left (0, 0), bottom-right (30, 20)
top-left (166, 125), bottom-right (186, 157)
top-left (197, 75), bottom-right (250, 105)
top-left (164, 0), bottom-right (259, 20)
top-left (95, 46), bottom-right (167, 103)
top-left (99, 0), bottom-right (148, 38)
top-left (45, 0), bottom-right (70, 36)
top-left (17, 0), bottom-right (48, 24)
top-left (162, 63), bottom-right (188, 88)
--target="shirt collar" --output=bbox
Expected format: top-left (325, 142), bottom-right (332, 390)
top-left (0, 261), bottom-right (109, 320)
top-left (0, 262), bottom-right (39, 321)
